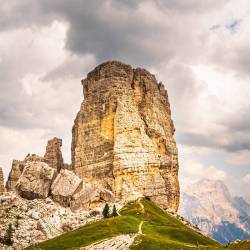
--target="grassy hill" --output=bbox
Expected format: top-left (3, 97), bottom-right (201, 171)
top-left (26, 198), bottom-right (229, 249)
top-left (226, 241), bottom-right (250, 250)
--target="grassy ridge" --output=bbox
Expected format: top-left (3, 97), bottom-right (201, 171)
top-left (130, 198), bottom-right (223, 250)
top-left (27, 198), bottom-right (225, 250)
top-left (27, 215), bottom-right (139, 250)
top-left (226, 241), bottom-right (250, 250)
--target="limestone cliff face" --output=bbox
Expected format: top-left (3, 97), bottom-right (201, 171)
top-left (0, 167), bottom-right (4, 193)
top-left (72, 61), bottom-right (179, 211)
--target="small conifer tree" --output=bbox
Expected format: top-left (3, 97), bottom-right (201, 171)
top-left (111, 204), bottom-right (118, 217)
top-left (102, 203), bottom-right (110, 218)
top-left (3, 223), bottom-right (13, 246)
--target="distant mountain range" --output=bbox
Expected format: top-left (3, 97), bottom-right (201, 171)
top-left (179, 179), bottom-right (250, 244)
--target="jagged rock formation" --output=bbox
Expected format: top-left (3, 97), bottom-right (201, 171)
top-left (180, 179), bottom-right (250, 244)
top-left (51, 169), bottom-right (82, 207)
top-left (6, 136), bottom-right (65, 192)
top-left (44, 137), bottom-right (64, 172)
top-left (0, 192), bottom-right (101, 248)
top-left (16, 161), bottom-right (56, 199)
top-left (6, 154), bottom-right (47, 192)
top-left (6, 160), bottom-right (25, 192)
top-left (51, 169), bottom-right (104, 211)
top-left (72, 61), bottom-right (179, 211)
top-left (0, 167), bottom-right (4, 193)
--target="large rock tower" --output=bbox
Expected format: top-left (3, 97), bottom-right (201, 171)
top-left (71, 61), bottom-right (179, 211)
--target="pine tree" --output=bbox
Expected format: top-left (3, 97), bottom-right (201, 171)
top-left (111, 204), bottom-right (118, 217)
top-left (102, 203), bottom-right (110, 218)
top-left (3, 224), bottom-right (13, 246)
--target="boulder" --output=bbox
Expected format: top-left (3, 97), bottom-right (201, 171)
top-left (70, 183), bottom-right (99, 211)
top-left (51, 169), bottom-right (101, 210)
top-left (51, 169), bottom-right (82, 207)
top-left (100, 188), bottom-right (114, 202)
top-left (16, 161), bottom-right (56, 199)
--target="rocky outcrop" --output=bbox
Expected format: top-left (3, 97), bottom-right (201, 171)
top-left (51, 169), bottom-right (82, 207)
top-left (72, 61), bottom-right (179, 211)
top-left (0, 192), bottom-right (101, 248)
top-left (16, 161), bottom-right (56, 199)
top-left (0, 167), bottom-right (4, 193)
top-left (83, 234), bottom-right (136, 250)
top-left (5, 154), bottom-right (47, 192)
top-left (5, 160), bottom-right (25, 192)
top-left (51, 169), bottom-right (106, 210)
top-left (6, 136), bottom-right (64, 192)
top-left (44, 137), bottom-right (64, 172)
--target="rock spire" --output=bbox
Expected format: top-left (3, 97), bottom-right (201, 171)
top-left (0, 167), bottom-right (4, 193)
top-left (44, 137), bottom-right (64, 172)
top-left (71, 61), bottom-right (179, 211)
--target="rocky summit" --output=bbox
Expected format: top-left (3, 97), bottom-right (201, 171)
top-left (180, 179), bottom-right (250, 244)
top-left (72, 61), bottom-right (179, 211)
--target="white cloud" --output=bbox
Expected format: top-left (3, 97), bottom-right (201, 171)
top-left (180, 158), bottom-right (227, 191)
top-left (0, 126), bottom-right (49, 181)
top-left (205, 165), bottom-right (227, 181)
top-left (0, 20), bottom-right (68, 77)
top-left (0, 19), bottom-right (96, 180)
top-left (243, 174), bottom-right (250, 185)
top-left (0, 0), bottom-right (249, 197)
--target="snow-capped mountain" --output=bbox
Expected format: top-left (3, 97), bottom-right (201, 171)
top-left (179, 179), bottom-right (250, 244)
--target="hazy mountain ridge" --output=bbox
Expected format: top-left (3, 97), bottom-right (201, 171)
top-left (179, 179), bottom-right (250, 244)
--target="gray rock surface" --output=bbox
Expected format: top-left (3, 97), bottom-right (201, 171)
top-left (16, 161), bottom-right (56, 199)
top-left (44, 137), bottom-right (64, 172)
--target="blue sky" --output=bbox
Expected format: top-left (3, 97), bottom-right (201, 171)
top-left (0, 0), bottom-right (249, 198)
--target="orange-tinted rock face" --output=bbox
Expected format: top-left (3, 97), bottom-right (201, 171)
top-left (0, 167), bottom-right (4, 193)
top-left (71, 61), bottom-right (179, 211)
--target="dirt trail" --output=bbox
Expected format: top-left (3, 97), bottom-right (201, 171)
top-left (138, 198), bottom-right (144, 234)
top-left (138, 221), bottom-right (144, 234)
top-left (83, 199), bottom-right (145, 249)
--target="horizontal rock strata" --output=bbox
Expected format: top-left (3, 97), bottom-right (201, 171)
top-left (72, 61), bottom-right (179, 211)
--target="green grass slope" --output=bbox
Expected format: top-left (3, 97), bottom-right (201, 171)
top-left (27, 198), bottom-right (224, 250)
top-left (226, 241), bottom-right (250, 250)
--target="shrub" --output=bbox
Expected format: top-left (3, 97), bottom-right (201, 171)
top-left (3, 223), bottom-right (13, 246)
top-left (102, 203), bottom-right (110, 218)
top-left (111, 204), bottom-right (118, 217)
